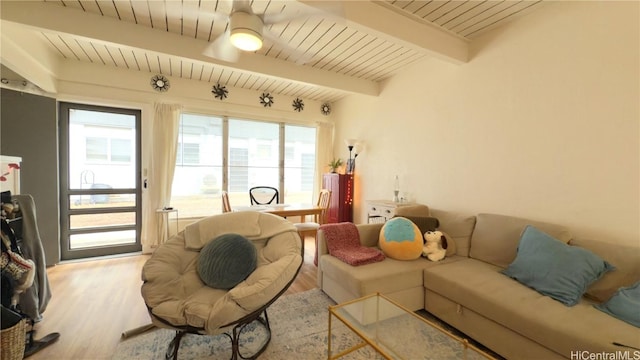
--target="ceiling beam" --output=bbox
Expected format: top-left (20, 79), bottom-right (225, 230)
top-left (0, 1), bottom-right (379, 97)
top-left (0, 21), bottom-right (58, 93)
top-left (299, 0), bottom-right (468, 64)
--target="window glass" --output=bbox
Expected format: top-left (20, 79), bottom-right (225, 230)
top-left (111, 138), bottom-right (132, 162)
top-left (284, 125), bottom-right (316, 203)
top-left (229, 148), bottom-right (248, 192)
top-left (171, 114), bottom-right (317, 217)
top-left (228, 119), bottom-right (279, 195)
top-left (86, 137), bottom-right (108, 161)
top-left (181, 143), bottom-right (200, 164)
top-left (69, 109), bottom-right (136, 189)
top-left (171, 114), bottom-right (223, 218)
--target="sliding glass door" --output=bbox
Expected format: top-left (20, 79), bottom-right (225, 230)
top-left (59, 102), bottom-right (141, 260)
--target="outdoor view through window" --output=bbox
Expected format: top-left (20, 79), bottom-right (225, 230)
top-left (172, 114), bottom-right (317, 218)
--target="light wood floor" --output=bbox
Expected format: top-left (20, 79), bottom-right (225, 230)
top-left (27, 236), bottom-right (318, 360)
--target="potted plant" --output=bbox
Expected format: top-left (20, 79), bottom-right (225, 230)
top-left (327, 158), bottom-right (343, 173)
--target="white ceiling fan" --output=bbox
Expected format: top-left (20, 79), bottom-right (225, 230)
top-left (200, 0), bottom-right (340, 63)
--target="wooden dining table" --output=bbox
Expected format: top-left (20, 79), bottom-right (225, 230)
top-left (233, 203), bottom-right (323, 220)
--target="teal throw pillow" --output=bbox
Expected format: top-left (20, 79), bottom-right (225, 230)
top-left (502, 225), bottom-right (614, 306)
top-left (595, 282), bottom-right (640, 328)
top-left (197, 233), bottom-right (257, 289)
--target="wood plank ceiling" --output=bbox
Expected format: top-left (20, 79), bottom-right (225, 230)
top-left (2, 0), bottom-right (543, 102)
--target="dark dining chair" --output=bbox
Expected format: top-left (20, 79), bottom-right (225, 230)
top-left (249, 186), bottom-right (279, 205)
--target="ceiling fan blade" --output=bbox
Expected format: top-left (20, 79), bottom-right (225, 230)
top-left (262, 1), bottom-right (344, 26)
top-left (180, 3), bottom-right (230, 24)
top-left (262, 28), bottom-right (313, 65)
top-left (203, 30), bottom-right (239, 63)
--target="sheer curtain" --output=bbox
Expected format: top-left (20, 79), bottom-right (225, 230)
top-left (141, 103), bottom-right (181, 249)
top-left (315, 121), bottom-right (334, 192)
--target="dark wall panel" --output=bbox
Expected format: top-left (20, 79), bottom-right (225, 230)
top-left (1, 88), bottom-right (60, 265)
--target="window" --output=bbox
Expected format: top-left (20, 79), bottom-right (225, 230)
top-left (177, 143), bottom-right (200, 165)
top-left (172, 113), bottom-right (317, 218)
top-left (111, 139), bottom-right (132, 162)
top-left (86, 137), bottom-right (108, 161)
top-left (171, 114), bottom-right (223, 218)
top-left (284, 125), bottom-right (316, 202)
top-left (85, 137), bottom-right (131, 163)
top-left (229, 148), bottom-right (248, 192)
top-left (75, 110), bottom-right (136, 166)
top-left (229, 119), bottom-right (279, 191)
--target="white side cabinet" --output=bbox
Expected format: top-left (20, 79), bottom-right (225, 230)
top-left (366, 200), bottom-right (416, 223)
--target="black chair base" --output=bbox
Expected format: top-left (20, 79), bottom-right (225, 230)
top-left (165, 310), bottom-right (271, 360)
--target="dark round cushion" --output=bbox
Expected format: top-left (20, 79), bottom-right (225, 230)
top-left (197, 233), bottom-right (257, 289)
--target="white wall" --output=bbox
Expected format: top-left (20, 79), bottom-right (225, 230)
top-left (334, 1), bottom-right (639, 245)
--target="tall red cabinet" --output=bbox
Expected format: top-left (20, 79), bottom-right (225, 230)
top-left (322, 173), bottom-right (353, 223)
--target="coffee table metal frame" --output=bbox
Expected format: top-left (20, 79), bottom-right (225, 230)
top-left (327, 292), bottom-right (495, 360)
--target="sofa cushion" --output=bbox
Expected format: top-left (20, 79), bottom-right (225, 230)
top-left (429, 209), bottom-right (476, 257)
top-left (423, 259), bottom-right (640, 356)
top-left (320, 254), bottom-right (463, 298)
top-left (439, 231), bottom-right (457, 257)
top-left (395, 216), bottom-right (439, 234)
top-left (393, 204), bottom-right (430, 217)
top-left (502, 226), bottom-right (614, 306)
top-left (595, 282), bottom-right (640, 328)
top-left (469, 213), bottom-right (572, 268)
top-left (571, 238), bottom-right (640, 302)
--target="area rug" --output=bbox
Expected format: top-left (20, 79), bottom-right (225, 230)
top-left (113, 289), bottom-right (491, 359)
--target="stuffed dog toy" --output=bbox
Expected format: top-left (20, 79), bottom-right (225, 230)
top-left (422, 230), bottom-right (448, 262)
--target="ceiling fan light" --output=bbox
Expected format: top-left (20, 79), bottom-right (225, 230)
top-left (230, 31), bottom-right (262, 51)
top-left (230, 12), bottom-right (263, 51)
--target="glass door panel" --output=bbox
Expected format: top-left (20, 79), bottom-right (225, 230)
top-left (69, 212), bottom-right (136, 229)
top-left (59, 103), bottom-right (141, 260)
top-left (69, 230), bottom-right (136, 250)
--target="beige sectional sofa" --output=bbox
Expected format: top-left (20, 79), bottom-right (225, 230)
top-left (316, 206), bottom-right (640, 359)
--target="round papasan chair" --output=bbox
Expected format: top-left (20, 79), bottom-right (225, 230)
top-left (141, 211), bottom-right (303, 360)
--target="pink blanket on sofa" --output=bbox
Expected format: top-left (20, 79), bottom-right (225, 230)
top-left (320, 222), bottom-right (385, 266)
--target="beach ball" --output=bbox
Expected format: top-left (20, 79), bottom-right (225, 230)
top-left (379, 217), bottom-right (423, 260)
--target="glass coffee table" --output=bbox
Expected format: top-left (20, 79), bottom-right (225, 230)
top-left (328, 293), bottom-right (495, 359)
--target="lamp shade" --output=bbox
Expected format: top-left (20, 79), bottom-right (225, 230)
top-left (229, 12), bottom-right (263, 51)
top-left (345, 139), bottom-right (358, 148)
